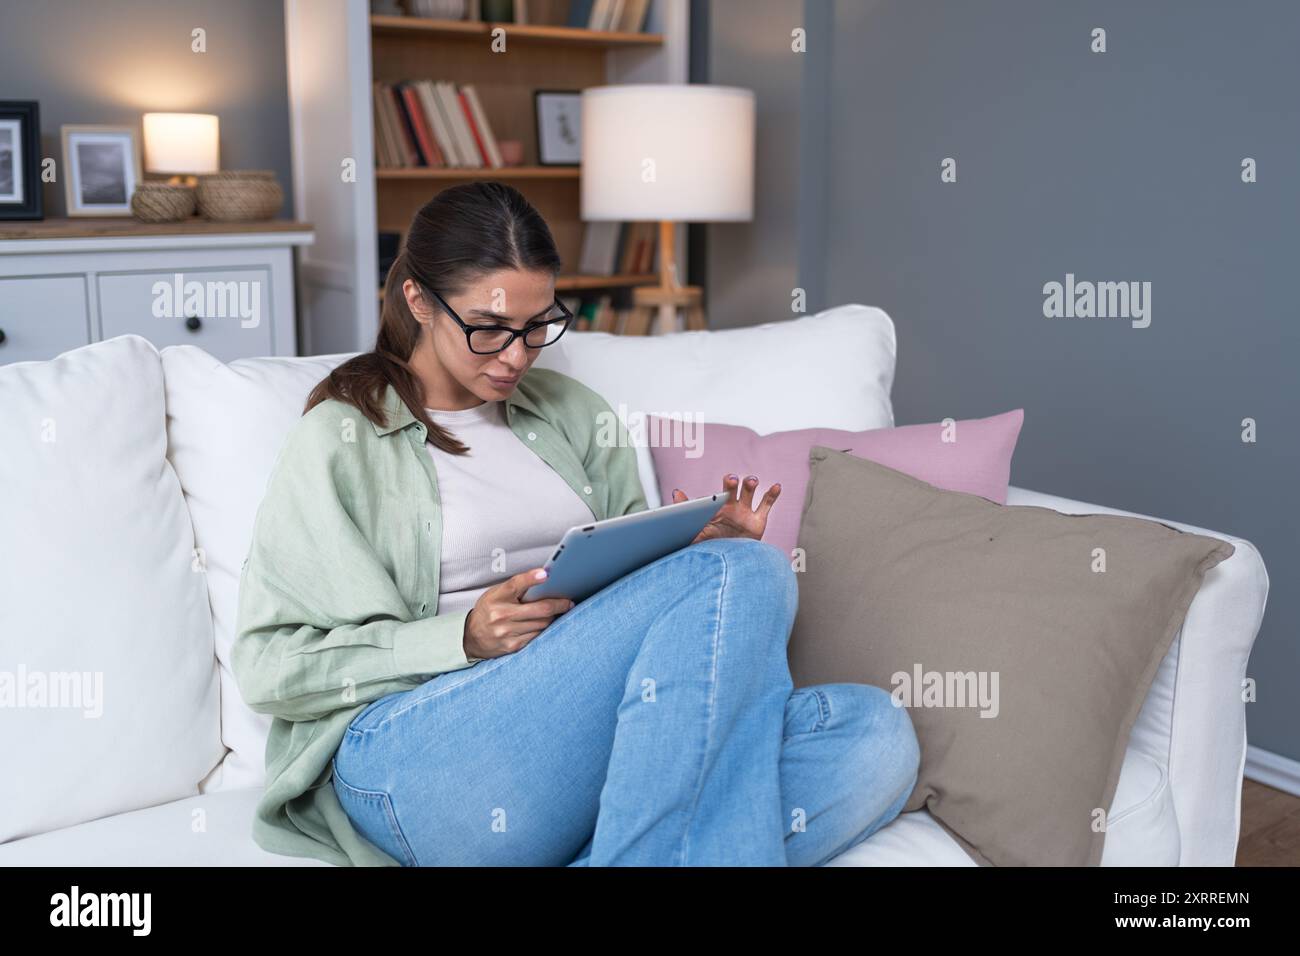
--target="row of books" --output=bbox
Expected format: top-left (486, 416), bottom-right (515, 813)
top-left (562, 294), bottom-right (639, 334)
top-left (373, 80), bottom-right (504, 169)
top-left (566, 294), bottom-right (683, 335)
top-left (578, 221), bottom-right (658, 276)
top-left (566, 294), bottom-right (615, 332)
top-left (565, 0), bottom-right (652, 31)
top-left (571, 217), bottom-right (662, 330)
top-left (401, 0), bottom-right (651, 32)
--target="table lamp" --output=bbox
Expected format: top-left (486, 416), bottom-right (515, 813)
top-left (581, 84), bottom-right (755, 334)
top-left (142, 112), bottom-right (220, 186)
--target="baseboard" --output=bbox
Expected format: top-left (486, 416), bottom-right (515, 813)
top-left (1244, 745), bottom-right (1300, 797)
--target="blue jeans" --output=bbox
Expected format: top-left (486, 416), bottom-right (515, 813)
top-left (331, 536), bottom-right (920, 866)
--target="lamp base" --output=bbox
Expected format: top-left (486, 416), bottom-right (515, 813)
top-left (622, 220), bottom-right (707, 335)
top-left (627, 284), bottom-right (706, 335)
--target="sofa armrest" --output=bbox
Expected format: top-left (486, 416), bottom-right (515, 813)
top-left (1005, 486), bottom-right (1270, 865)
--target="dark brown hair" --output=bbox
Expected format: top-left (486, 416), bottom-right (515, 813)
top-left (304, 181), bottom-right (562, 454)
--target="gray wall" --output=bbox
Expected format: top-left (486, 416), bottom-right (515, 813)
top-left (0, 0), bottom-right (293, 218)
top-left (697, 0), bottom-right (806, 328)
top-left (708, 0), bottom-right (1298, 763)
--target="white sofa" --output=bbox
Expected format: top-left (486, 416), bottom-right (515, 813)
top-left (0, 304), bottom-right (1268, 866)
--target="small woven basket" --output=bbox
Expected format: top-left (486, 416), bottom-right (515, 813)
top-left (131, 182), bottom-right (196, 222)
top-left (196, 170), bottom-right (284, 222)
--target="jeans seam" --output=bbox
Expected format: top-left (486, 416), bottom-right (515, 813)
top-left (379, 791), bottom-right (421, 867)
top-left (674, 548), bottom-right (727, 867)
top-left (813, 688), bottom-right (831, 732)
top-left (332, 759), bottom-right (421, 866)
top-left (347, 657), bottom-right (504, 737)
top-left (783, 687), bottom-right (831, 742)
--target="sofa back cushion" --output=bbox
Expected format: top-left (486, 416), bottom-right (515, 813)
top-left (162, 304), bottom-right (899, 788)
top-left (534, 304), bottom-right (898, 508)
top-left (161, 346), bottom-right (353, 790)
top-left (0, 335), bottom-right (223, 841)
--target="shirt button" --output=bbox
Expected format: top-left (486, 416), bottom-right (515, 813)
top-left (583, 485), bottom-right (593, 494)
top-left (528, 432), bottom-right (537, 441)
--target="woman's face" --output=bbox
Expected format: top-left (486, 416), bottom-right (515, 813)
top-left (405, 267), bottom-right (556, 408)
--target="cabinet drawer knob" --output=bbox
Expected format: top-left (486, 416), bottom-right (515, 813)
top-left (185, 316), bottom-right (202, 332)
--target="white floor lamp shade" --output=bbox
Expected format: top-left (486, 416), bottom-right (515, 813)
top-left (581, 85), bottom-right (755, 222)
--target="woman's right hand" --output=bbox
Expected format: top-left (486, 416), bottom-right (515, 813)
top-left (463, 568), bottom-right (575, 660)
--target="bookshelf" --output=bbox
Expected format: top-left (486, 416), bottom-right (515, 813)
top-left (286, 0), bottom-right (690, 355)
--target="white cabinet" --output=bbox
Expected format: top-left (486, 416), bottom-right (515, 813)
top-left (0, 276), bottom-right (91, 363)
top-left (0, 224), bottom-right (314, 364)
top-left (98, 268), bottom-right (275, 361)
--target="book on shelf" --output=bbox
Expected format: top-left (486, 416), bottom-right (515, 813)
top-left (373, 79), bottom-right (504, 169)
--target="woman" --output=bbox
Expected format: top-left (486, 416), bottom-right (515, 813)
top-left (232, 181), bottom-right (919, 867)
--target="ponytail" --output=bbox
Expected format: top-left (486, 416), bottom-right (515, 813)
top-left (304, 249), bottom-right (469, 454)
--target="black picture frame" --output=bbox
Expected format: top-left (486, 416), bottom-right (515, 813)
top-left (533, 89), bottom-right (582, 167)
top-left (0, 100), bottom-right (43, 221)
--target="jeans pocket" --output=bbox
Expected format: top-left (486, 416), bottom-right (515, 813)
top-left (782, 687), bottom-right (831, 742)
top-left (331, 758), bottom-right (420, 867)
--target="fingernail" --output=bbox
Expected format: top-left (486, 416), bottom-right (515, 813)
top-left (728, 474), bottom-right (738, 480)
top-left (535, 569), bottom-right (548, 580)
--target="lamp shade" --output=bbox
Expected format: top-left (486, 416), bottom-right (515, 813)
top-left (581, 85), bottom-right (754, 222)
top-left (142, 112), bottom-right (220, 175)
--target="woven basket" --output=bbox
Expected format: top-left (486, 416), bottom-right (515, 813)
top-left (131, 182), bottom-right (196, 222)
top-left (196, 170), bottom-right (284, 222)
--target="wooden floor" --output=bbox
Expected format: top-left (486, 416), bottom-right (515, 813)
top-left (1235, 779), bottom-right (1300, 865)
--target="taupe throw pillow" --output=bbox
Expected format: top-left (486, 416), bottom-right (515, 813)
top-left (787, 446), bottom-right (1235, 866)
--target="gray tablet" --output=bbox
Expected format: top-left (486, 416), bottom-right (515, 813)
top-left (522, 493), bottom-right (728, 603)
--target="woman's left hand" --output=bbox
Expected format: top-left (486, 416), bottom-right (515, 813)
top-left (671, 474), bottom-right (782, 545)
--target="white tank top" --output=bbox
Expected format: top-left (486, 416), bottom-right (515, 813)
top-left (424, 399), bottom-right (594, 617)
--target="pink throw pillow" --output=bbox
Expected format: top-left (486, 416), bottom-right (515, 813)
top-left (646, 409), bottom-right (1024, 557)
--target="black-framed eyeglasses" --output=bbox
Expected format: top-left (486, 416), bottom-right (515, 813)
top-left (416, 280), bottom-right (574, 355)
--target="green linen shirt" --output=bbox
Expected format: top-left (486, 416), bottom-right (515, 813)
top-left (231, 367), bottom-right (649, 866)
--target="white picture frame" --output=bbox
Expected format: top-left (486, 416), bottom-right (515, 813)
top-left (61, 124), bottom-right (142, 217)
top-left (534, 90), bottom-right (582, 166)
